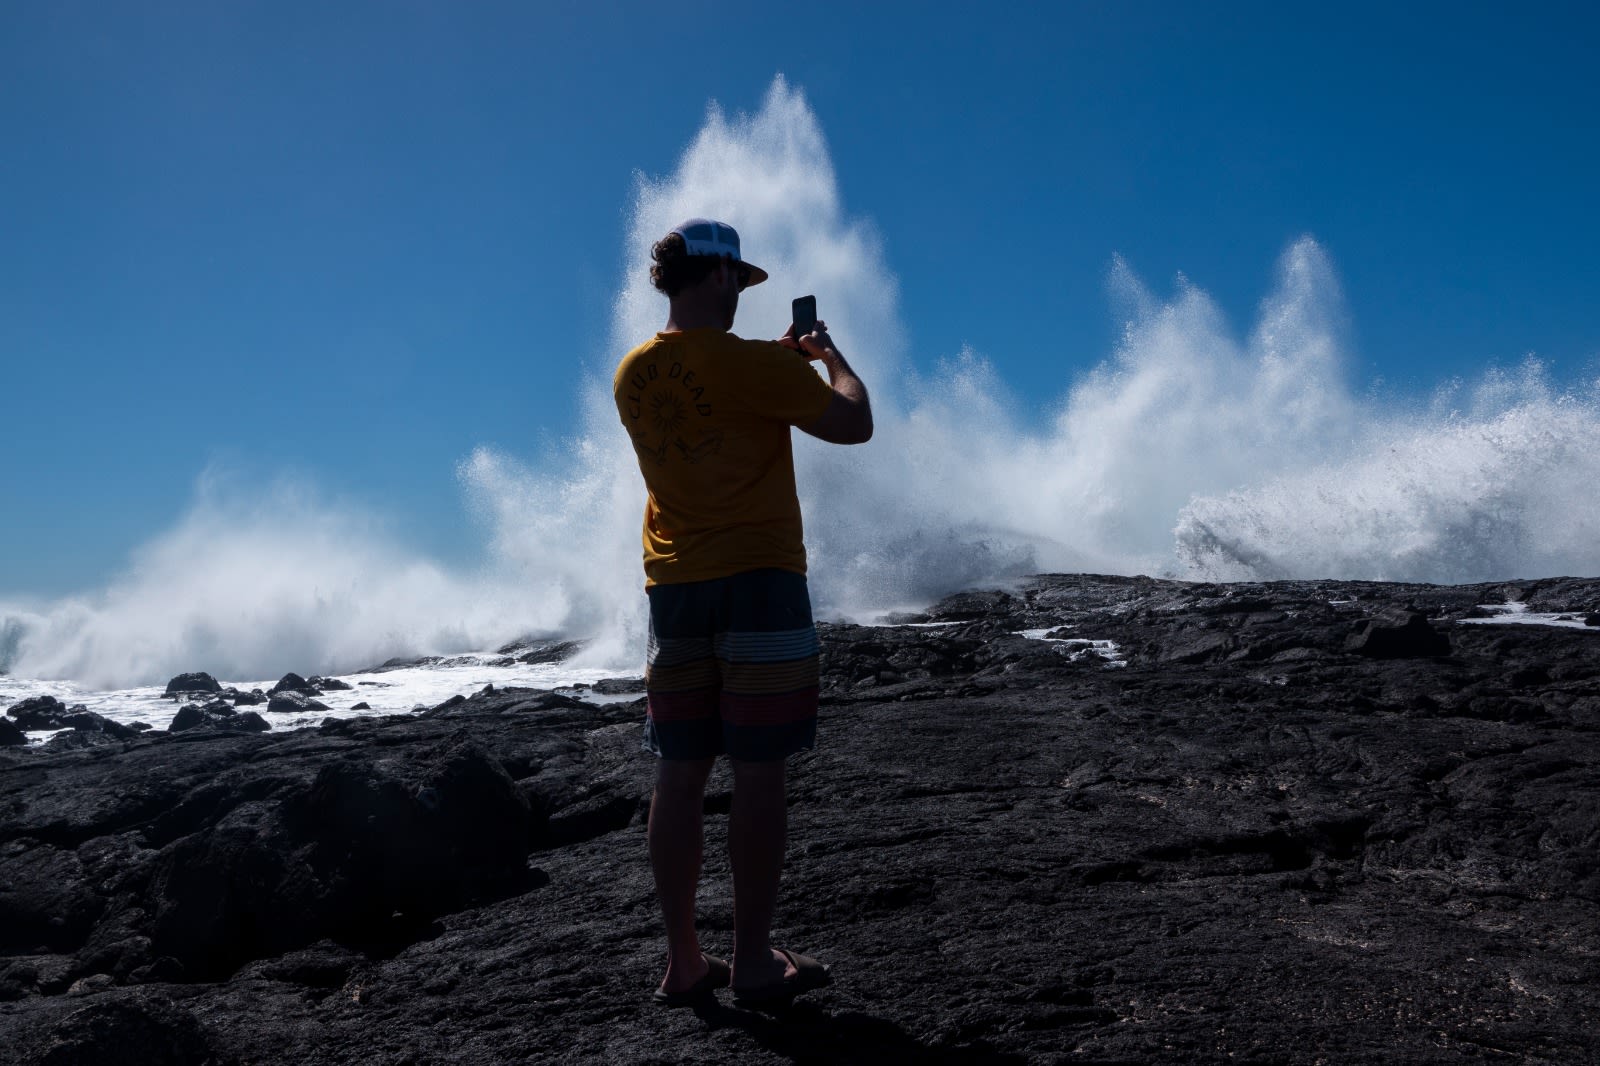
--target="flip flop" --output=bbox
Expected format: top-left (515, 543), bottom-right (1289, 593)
top-left (652, 955), bottom-right (730, 1007)
top-left (732, 948), bottom-right (832, 1008)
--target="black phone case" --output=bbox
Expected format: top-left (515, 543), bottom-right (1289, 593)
top-left (792, 295), bottom-right (817, 336)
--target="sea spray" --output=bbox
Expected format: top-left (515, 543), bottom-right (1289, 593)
top-left (0, 479), bottom-right (564, 689)
top-left (4, 75), bottom-right (1599, 689)
top-left (1175, 368), bottom-right (1600, 582)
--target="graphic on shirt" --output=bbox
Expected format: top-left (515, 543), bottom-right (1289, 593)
top-left (625, 360), bottom-right (720, 466)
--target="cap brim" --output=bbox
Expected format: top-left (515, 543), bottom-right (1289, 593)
top-left (742, 262), bottom-right (769, 287)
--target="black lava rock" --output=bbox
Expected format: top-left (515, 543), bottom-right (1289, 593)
top-left (143, 740), bottom-right (530, 980)
top-left (266, 691), bottom-right (329, 714)
top-left (162, 672), bottom-right (222, 698)
top-left (6, 695), bottom-right (69, 730)
top-left (268, 672), bottom-right (318, 696)
top-left (3, 574), bottom-right (1599, 1065)
top-left (511, 639), bottom-right (584, 664)
top-left (591, 677), bottom-right (647, 695)
top-left (59, 709), bottom-right (139, 740)
top-left (1344, 607), bottom-right (1452, 658)
top-left (9, 997), bottom-right (217, 1065)
top-left (40, 730), bottom-right (122, 753)
top-left (169, 701), bottom-right (266, 734)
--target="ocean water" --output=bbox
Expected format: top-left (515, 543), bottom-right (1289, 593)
top-left (0, 653), bottom-right (629, 743)
top-left (4, 76), bottom-right (1599, 723)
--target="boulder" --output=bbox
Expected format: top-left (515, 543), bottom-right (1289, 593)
top-left (168, 703), bottom-right (227, 732)
top-left (7, 695), bottom-right (68, 730)
top-left (592, 677), bottom-right (647, 695)
top-left (268, 673), bottom-right (316, 696)
top-left (511, 639), bottom-right (584, 665)
top-left (42, 730), bottom-right (123, 752)
top-left (145, 741), bottom-right (531, 979)
top-left (0, 716), bottom-right (25, 746)
top-left (162, 672), bottom-right (221, 698)
top-left (168, 701), bottom-right (266, 733)
top-left (309, 676), bottom-right (352, 691)
top-left (233, 711), bottom-right (271, 732)
top-left (229, 688), bottom-right (265, 706)
top-left (266, 691), bottom-right (329, 714)
top-left (59, 709), bottom-right (139, 740)
top-left (1344, 608), bottom-right (1451, 659)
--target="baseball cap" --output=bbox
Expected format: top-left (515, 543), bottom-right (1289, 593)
top-left (670, 218), bottom-right (769, 287)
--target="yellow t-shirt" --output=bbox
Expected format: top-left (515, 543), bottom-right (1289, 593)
top-left (614, 328), bottom-right (836, 586)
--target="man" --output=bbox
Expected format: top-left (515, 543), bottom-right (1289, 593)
top-left (613, 218), bottom-right (872, 1007)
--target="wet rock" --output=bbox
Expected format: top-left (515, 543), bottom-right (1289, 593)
top-left (6, 695), bottom-right (69, 730)
top-left (591, 677), bottom-right (647, 695)
top-left (362, 654), bottom-right (445, 673)
top-left (350, 701), bottom-right (371, 711)
top-left (925, 588), bottom-right (1018, 622)
top-left (265, 691), bottom-right (329, 714)
top-left (0, 717), bottom-right (23, 747)
top-left (509, 639), bottom-right (585, 664)
top-left (233, 711), bottom-right (270, 733)
top-left (59, 710), bottom-right (139, 741)
top-left (268, 673), bottom-right (316, 696)
top-left (4, 701), bottom-right (135, 742)
top-left (162, 673), bottom-right (221, 698)
top-left (169, 701), bottom-right (267, 734)
top-left (308, 676), bottom-right (351, 691)
top-left (227, 687), bottom-right (265, 706)
top-left (41, 731), bottom-right (123, 753)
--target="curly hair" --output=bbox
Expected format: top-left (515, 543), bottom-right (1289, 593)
top-left (650, 232), bottom-right (726, 297)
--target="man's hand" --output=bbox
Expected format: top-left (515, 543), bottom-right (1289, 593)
top-left (779, 320), bottom-right (835, 363)
top-left (795, 322), bottom-right (872, 445)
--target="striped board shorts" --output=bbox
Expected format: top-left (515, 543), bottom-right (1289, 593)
top-left (643, 568), bottom-right (820, 762)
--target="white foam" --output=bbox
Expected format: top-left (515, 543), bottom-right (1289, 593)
top-left (1457, 603), bottom-right (1598, 631)
top-left (1015, 629), bottom-right (1125, 667)
top-left (0, 655), bottom-right (631, 734)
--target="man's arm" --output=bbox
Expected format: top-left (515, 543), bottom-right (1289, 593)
top-left (794, 325), bottom-right (872, 445)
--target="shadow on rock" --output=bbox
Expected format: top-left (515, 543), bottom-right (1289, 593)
top-left (691, 1001), bottom-right (1030, 1065)
top-left (146, 740), bottom-right (535, 980)
top-left (17, 996), bottom-right (216, 1066)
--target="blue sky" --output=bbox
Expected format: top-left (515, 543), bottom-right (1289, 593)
top-left (5, 1), bottom-right (1597, 597)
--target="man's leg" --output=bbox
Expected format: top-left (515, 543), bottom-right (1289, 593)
top-left (649, 755), bottom-right (716, 994)
top-left (728, 757), bottom-right (798, 989)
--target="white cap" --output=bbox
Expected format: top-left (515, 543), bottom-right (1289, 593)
top-left (669, 218), bottom-right (769, 286)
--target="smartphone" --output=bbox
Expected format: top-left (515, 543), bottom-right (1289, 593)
top-left (792, 295), bottom-right (817, 339)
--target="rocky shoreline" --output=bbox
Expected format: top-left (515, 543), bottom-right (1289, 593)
top-left (2, 574), bottom-right (1598, 1064)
